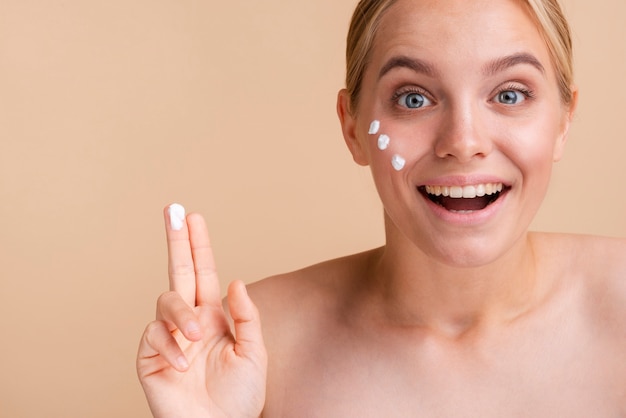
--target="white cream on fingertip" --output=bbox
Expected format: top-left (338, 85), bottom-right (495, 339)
top-left (391, 154), bottom-right (406, 171)
top-left (368, 120), bottom-right (380, 135)
top-left (377, 134), bottom-right (390, 150)
top-left (168, 203), bottom-right (185, 231)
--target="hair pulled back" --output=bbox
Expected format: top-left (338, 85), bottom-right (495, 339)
top-left (345, 0), bottom-right (574, 112)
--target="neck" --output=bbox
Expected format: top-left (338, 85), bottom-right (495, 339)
top-left (364, 215), bottom-right (542, 337)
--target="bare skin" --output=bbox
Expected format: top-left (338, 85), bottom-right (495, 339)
top-left (137, 211), bottom-right (625, 417)
top-left (137, 212), bottom-right (267, 418)
top-left (137, 0), bottom-right (626, 416)
top-left (250, 231), bottom-right (626, 417)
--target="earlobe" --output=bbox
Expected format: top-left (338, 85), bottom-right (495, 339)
top-left (553, 86), bottom-right (579, 162)
top-left (337, 89), bottom-right (369, 166)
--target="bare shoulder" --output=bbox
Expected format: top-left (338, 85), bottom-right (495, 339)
top-left (248, 249), bottom-right (376, 301)
top-left (534, 232), bottom-right (626, 329)
top-left (578, 234), bottom-right (626, 326)
top-left (245, 248), bottom-right (381, 339)
top-left (533, 232), bottom-right (626, 281)
top-left (564, 233), bottom-right (626, 295)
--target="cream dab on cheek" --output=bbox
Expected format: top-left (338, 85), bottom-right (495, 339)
top-left (369, 119), bottom-right (403, 170)
top-left (377, 134), bottom-right (390, 150)
top-left (391, 154), bottom-right (406, 171)
top-left (368, 120), bottom-right (380, 135)
top-left (369, 120), bottom-right (390, 150)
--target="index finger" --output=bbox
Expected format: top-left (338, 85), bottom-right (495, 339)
top-left (164, 203), bottom-right (196, 306)
top-left (164, 204), bottom-right (222, 308)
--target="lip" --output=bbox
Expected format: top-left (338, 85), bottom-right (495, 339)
top-left (419, 174), bottom-right (510, 188)
top-left (417, 175), bottom-right (511, 225)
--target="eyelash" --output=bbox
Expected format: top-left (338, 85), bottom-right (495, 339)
top-left (389, 83), bottom-right (536, 109)
top-left (390, 86), bottom-right (432, 107)
top-left (495, 83), bottom-right (536, 101)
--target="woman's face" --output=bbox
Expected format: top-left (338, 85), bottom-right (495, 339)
top-left (339, 0), bottom-right (576, 267)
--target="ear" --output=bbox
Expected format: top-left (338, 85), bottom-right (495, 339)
top-left (337, 89), bottom-right (369, 166)
top-left (553, 85), bottom-right (579, 162)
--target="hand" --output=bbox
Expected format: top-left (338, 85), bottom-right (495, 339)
top-left (137, 205), bottom-right (267, 418)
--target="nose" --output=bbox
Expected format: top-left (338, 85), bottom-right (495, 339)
top-left (434, 102), bottom-right (493, 162)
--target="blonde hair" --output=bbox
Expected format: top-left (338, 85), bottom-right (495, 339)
top-left (345, 0), bottom-right (574, 112)
top-left (524, 0), bottom-right (574, 104)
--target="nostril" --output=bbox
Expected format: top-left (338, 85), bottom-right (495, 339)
top-left (434, 122), bottom-right (493, 161)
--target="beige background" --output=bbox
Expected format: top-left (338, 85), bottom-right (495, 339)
top-left (0, 0), bottom-right (624, 416)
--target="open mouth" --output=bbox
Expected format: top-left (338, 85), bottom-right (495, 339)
top-left (418, 183), bottom-right (509, 213)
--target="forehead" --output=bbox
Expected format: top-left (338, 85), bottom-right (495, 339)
top-left (371, 0), bottom-right (550, 73)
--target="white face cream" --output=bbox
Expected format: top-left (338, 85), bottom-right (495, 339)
top-left (369, 119), bottom-right (402, 169)
top-left (391, 154), bottom-right (406, 171)
top-left (377, 134), bottom-right (390, 150)
top-left (368, 120), bottom-right (380, 135)
top-left (168, 203), bottom-right (186, 231)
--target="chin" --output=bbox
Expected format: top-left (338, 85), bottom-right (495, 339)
top-left (421, 229), bottom-right (528, 269)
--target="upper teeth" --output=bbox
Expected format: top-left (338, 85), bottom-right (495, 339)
top-left (425, 183), bottom-right (503, 198)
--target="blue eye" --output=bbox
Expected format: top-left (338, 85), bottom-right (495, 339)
top-left (398, 92), bottom-right (431, 109)
top-left (496, 90), bottom-right (525, 105)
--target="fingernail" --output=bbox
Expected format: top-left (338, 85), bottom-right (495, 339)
top-left (168, 203), bottom-right (185, 231)
top-left (176, 355), bottom-right (189, 370)
top-left (186, 322), bottom-right (201, 339)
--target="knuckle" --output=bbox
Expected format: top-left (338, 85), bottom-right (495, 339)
top-left (156, 291), bottom-right (182, 317)
top-left (143, 321), bottom-right (166, 346)
top-left (193, 265), bottom-right (216, 278)
top-left (156, 291), bottom-right (194, 322)
top-left (156, 291), bottom-right (177, 311)
top-left (169, 263), bottom-right (195, 277)
top-left (144, 320), bottom-right (162, 335)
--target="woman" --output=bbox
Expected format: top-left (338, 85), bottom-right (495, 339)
top-left (137, 0), bottom-right (626, 416)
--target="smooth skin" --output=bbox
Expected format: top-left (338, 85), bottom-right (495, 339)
top-left (137, 0), bottom-right (626, 416)
top-left (136, 210), bottom-right (266, 418)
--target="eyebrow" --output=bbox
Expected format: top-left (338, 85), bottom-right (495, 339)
top-left (482, 52), bottom-right (545, 76)
top-left (378, 52), bottom-right (545, 80)
top-left (378, 55), bottom-right (439, 80)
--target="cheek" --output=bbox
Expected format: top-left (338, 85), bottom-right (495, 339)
top-left (365, 118), bottom-right (430, 173)
top-left (498, 116), bottom-right (562, 208)
top-left (510, 118), bottom-right (561, 173)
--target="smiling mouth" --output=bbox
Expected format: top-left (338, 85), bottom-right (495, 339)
top-left (418, 183), bottom-right (509, 213)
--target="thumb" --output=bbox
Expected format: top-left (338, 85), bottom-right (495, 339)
top-left (227, 280), bottom-right (266, 361)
